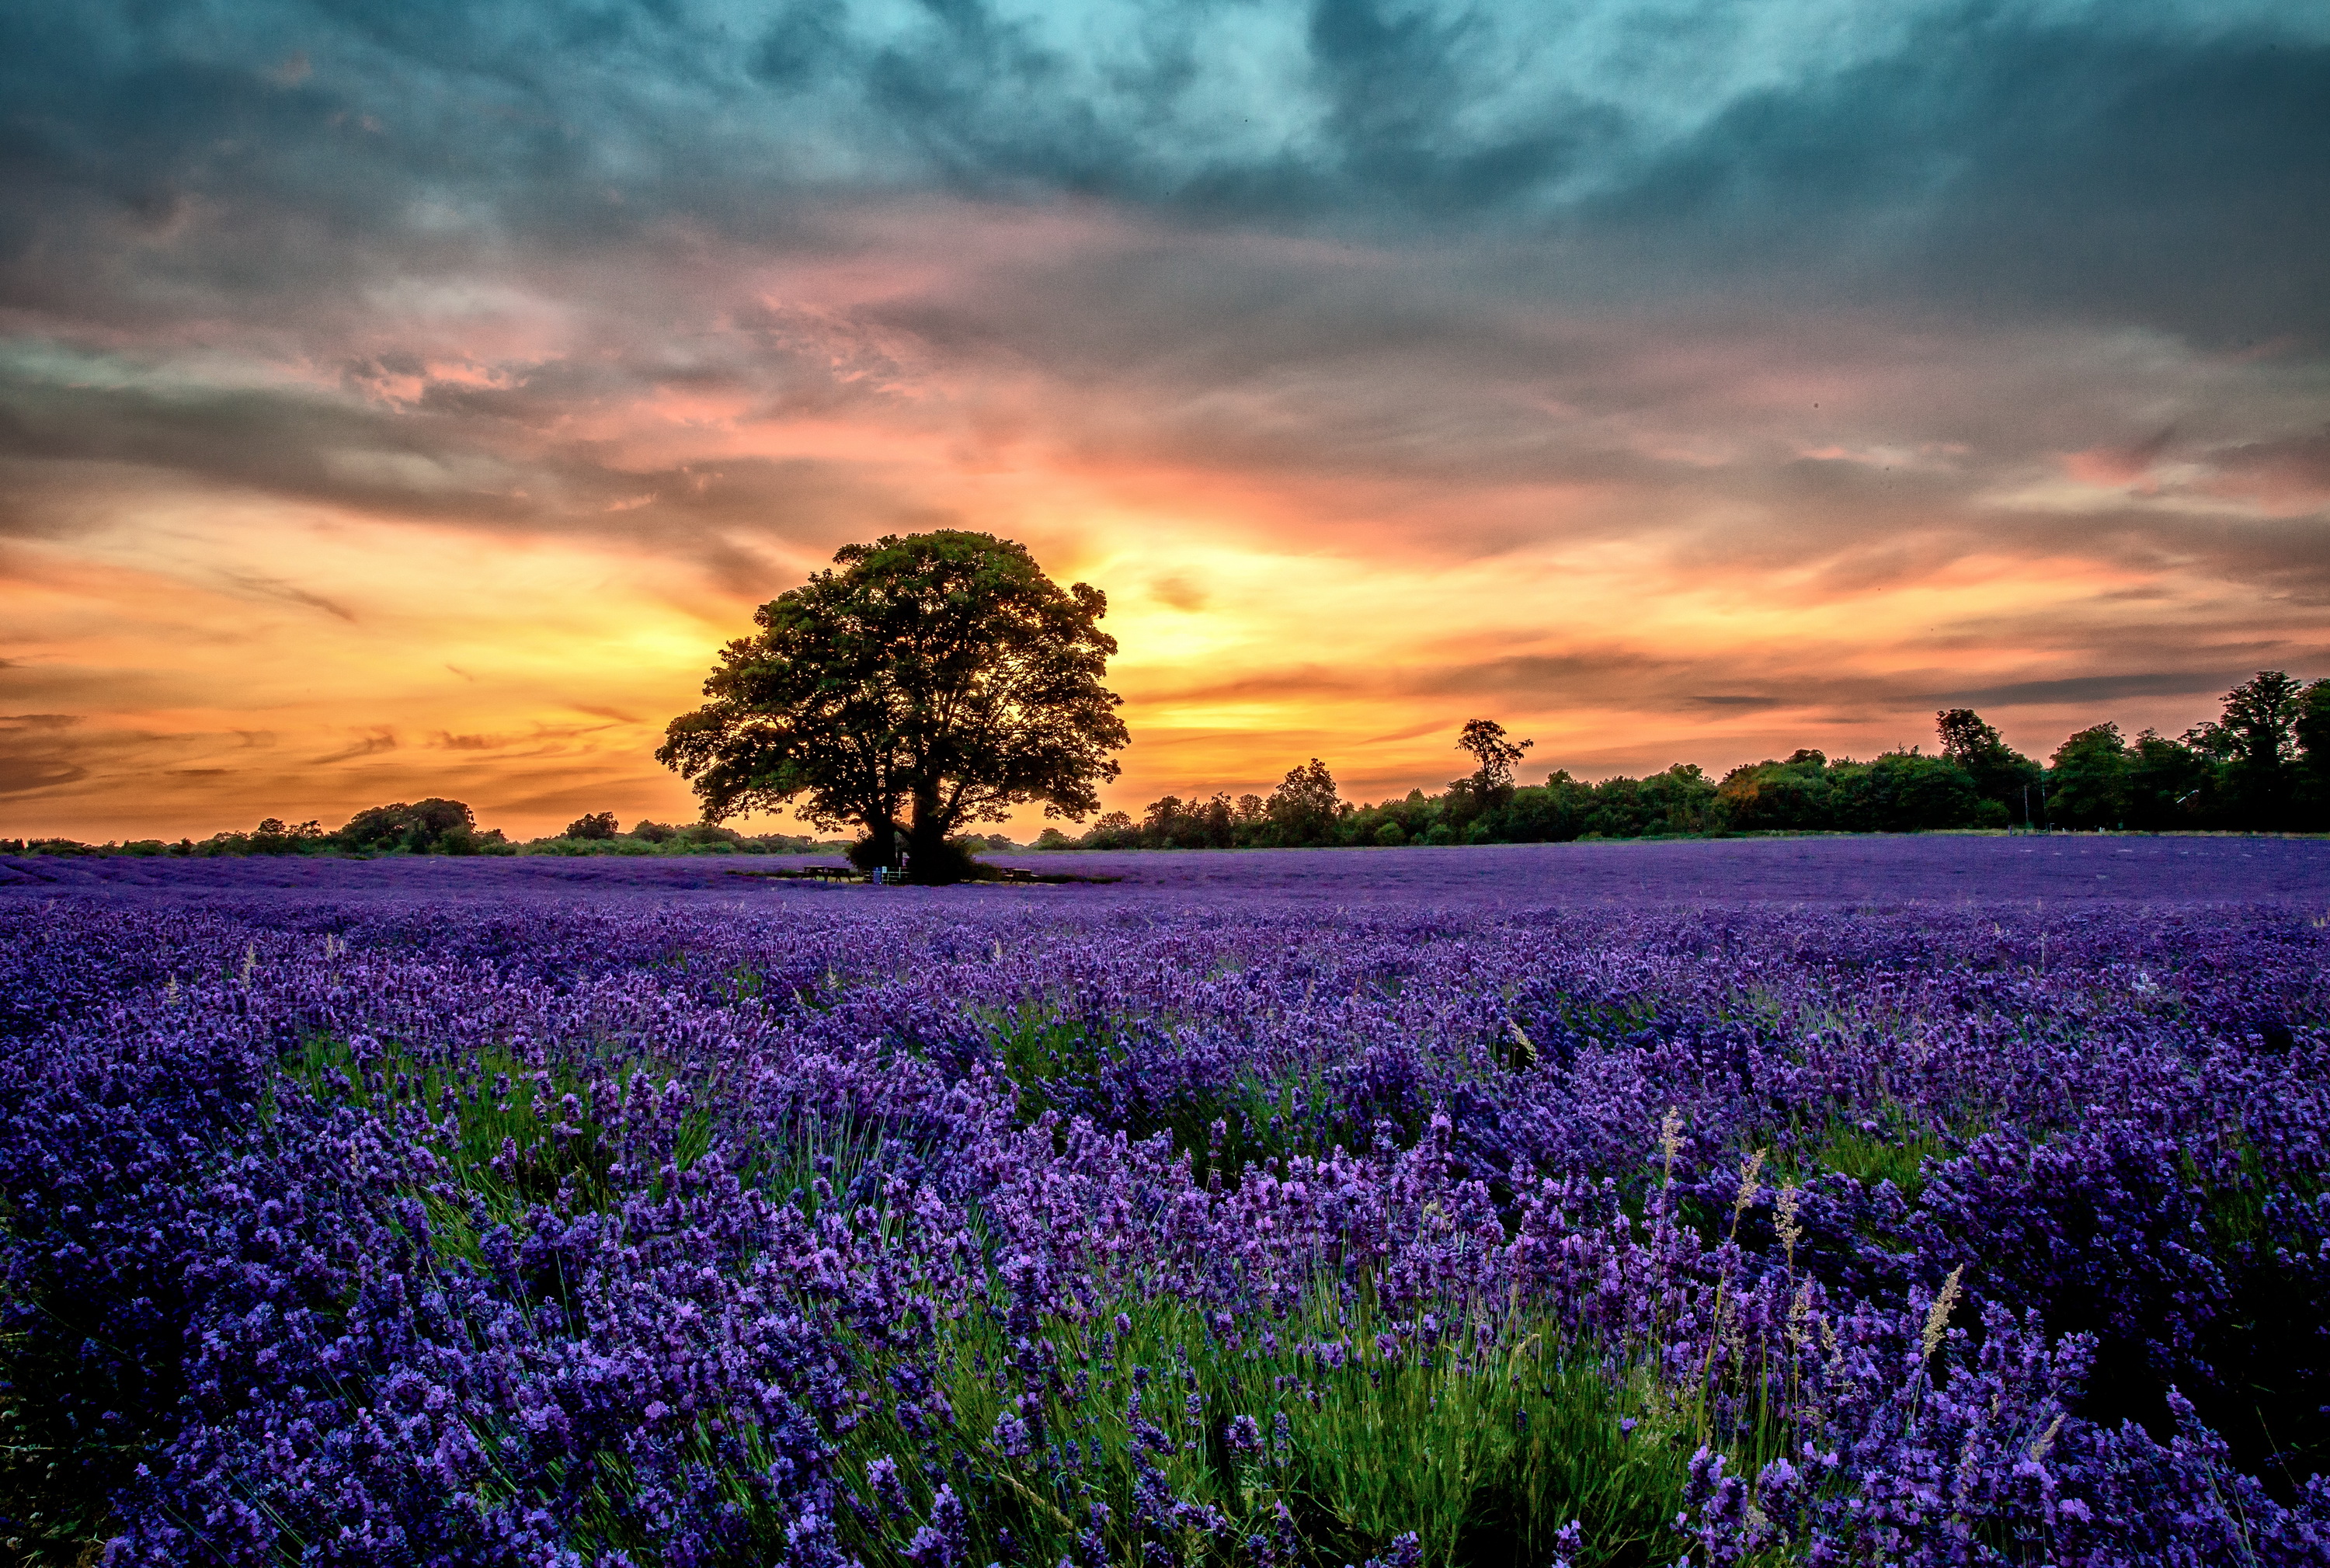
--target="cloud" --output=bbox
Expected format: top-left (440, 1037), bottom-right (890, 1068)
top-left (1148, 574), bottom-right (1207, 611)
top-left (1914, 671), bottom-right (2248, 709)
top-left (1566, 21), bottom-right (2330, 342)
top-left (220, 572), bottom-right (357, 623)
top-left (308, 728), bottom-right (398, 765)
top-left (2199, 424), bottom-right (2330, 512)
top-left (2, 0), bottom-right (2325, 838)
top-left (0, 756), bottom-right (86, 796)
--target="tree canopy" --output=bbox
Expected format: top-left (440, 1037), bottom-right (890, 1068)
top-left (1455, 718), bottom-right (1532, 798)
top-left (339, 798), bottom-right (482, 854)
top-left (2188, 670), bottom-right (2311, 827)
top-left (656, 530), bottom-right (1128, 881)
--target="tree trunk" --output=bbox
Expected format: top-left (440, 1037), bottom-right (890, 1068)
top-left (849, 818), bottom-right (899, 872)
top-left (906, 791), bottom-right (967, 883)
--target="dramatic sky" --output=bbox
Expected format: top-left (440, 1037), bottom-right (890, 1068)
top-left (4, 0), bottom-right (2328, 841)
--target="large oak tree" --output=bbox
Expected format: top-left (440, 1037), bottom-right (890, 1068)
top-left (657, 531), bottom-right (1128, 881)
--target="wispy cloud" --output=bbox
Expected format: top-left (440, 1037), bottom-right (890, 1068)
top-left (308, 728), bottom-right (398, 766)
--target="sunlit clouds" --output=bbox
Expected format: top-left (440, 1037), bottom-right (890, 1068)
top-left (2, 1), bottom-right (2327, 839)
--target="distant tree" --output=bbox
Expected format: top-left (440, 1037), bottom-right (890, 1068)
top-left (1455, 719), bottom-right (1533, 800)
top-left (2189, 670), bottom-right (2308, 829)
top-left (565, 811), bottom-right (620, 840)
top-left (1439, 776), bottom-right (1483, 830)
top-left (2048, 724), bottom-right (2131, 829)
top-left (630, 819), bottom-right (679, 843)
top-left (2297, 680), bottom-right (2330, 828)
top-left (1936, 708), bottom-right (2043, 821)
top-left (1717, 752), bottom-right (1835, 833)
top-left (2125, 729), bottom-right (2217, 829)
top-left (339, 798), bottom-right (481, 854)
top-left (1141, 795), bottom-right (1194, 847)
top-left (247, 818), bottom-right (326, 855)
top-left (1585, 774), bottom-right (1647, 837)
top-left (1265, 759), bottom-right (1343, 844)
top-left (658, 531), bottom-right (1128, 882)
top-left (1818, 753), bottom-right (1978, 833)
top-left (1485, 771), bottom-right (1595, 843)
top-left (1570, 764), bottom-right (1722, 838)
top-left (1633, 763), bottom-right (1722, 835)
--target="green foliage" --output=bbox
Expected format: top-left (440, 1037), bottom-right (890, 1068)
top-left (1718, 750), bottom-right (1982, 835)
top-left (2302, 679), bottom-right (2330, 830)
top-left (1268, 760), bottom-right (1344, 845)
top-left (1760, 1094), bottom-right (1957, 1204)
top-left (1828, 753), bottom-right (1980, 833)
top-left (2122, 730), bottom-right (2216, 829)
top-left (1937, 708), bottom-right (2043, 817)
top-left (985, 1007), bottom-right (1373, 1182)
top-left (1141, 792), bottom-right (1247, 849)
top-left (2186, 1132), bottom-right (2327, 1256)
top-left (985, 1003), bottom-right (1113, 1121)
top-left (1793, 1118), bottom-right (1949, 1201)
top-left (2188, 670), bottom-right (2311, 829)
top-left (2047, 724), bottom-right (2130, 829)
top-left (1579, 764), bottom-right (1722, 838)
top-left (287, 1038), bottom-right (628, 1225)
top-left (526, 835), bottom-right (662, 857)
top-left (833, 1281), bottom-right (1709, 1568)
top-left (339, 798), bottom-right (489, 854)
top-left (520, 826), bottom-right (833, 857)
top-left (1716, 750), bottom-right (1835, 833)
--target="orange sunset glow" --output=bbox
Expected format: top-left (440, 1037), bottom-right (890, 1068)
top-left (4, 7), bottom-right (2327, 843)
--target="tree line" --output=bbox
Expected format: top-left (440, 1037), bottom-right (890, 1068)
top-left (1, 800), bottom-right (846, 860)
top-left (1037, 671), bottom-right (2330, 851)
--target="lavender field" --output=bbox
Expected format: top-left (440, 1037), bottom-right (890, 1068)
top-left (5, 839), bottom-right (2329, 1566)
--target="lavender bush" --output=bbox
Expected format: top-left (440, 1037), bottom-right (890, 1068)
top-left (3, 840), bottom-right (2327, 1566)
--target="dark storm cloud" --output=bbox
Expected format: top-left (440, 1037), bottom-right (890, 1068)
top-left (5, 2), bottom-right (2321, 328)
top-left (1578, 22), bottom-right (2330, 344)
